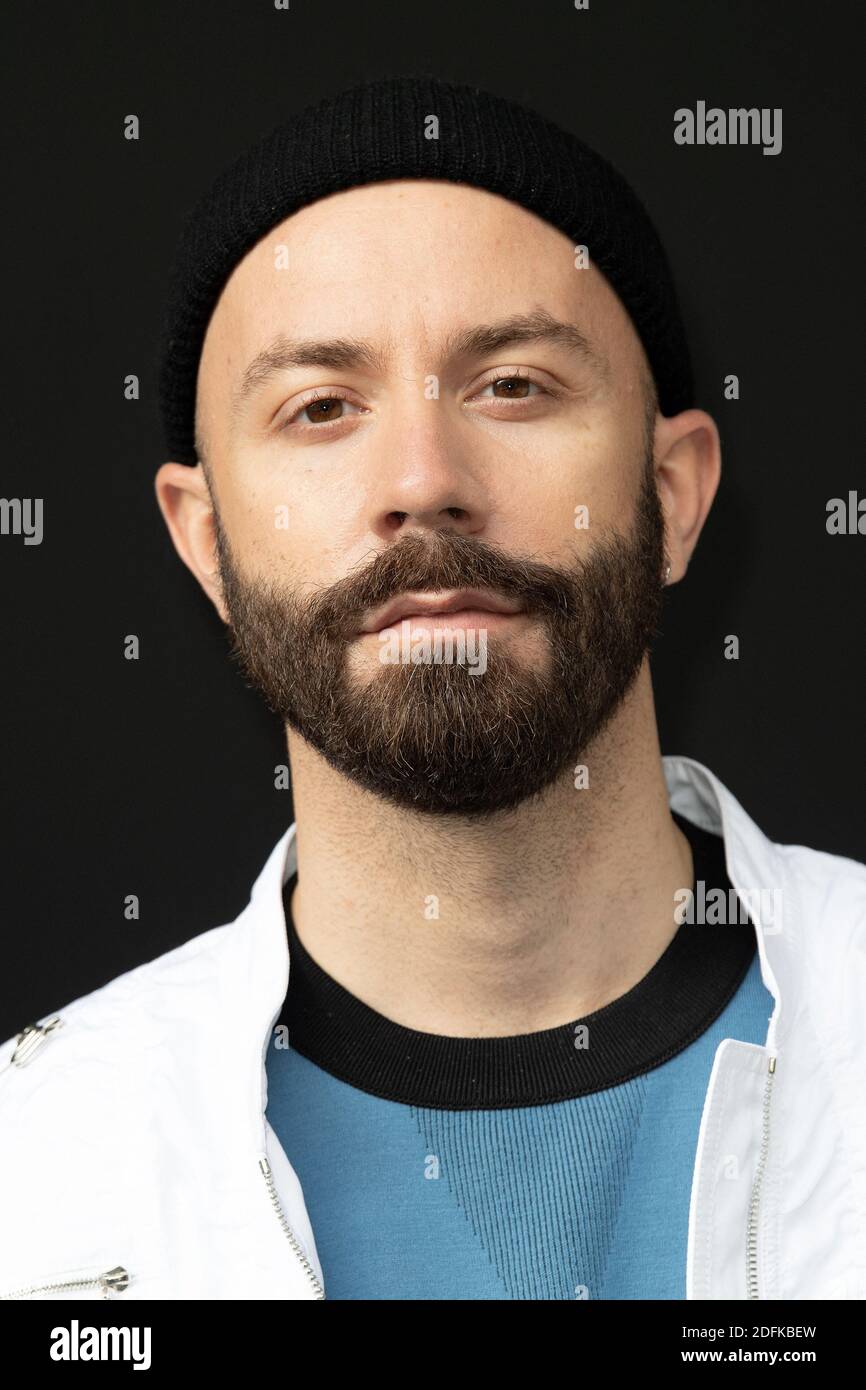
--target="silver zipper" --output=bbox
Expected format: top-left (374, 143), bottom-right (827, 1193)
top-left (0, 1017), bottom-right (64, 1078)
top-left (0, 1265), bottom-right (129, 1300)
top-left (4, 1016), bottom-right (323, 1298)
top-left (258, 1156), bottom-right (325, 1299)
top-left (746, 1054), bottom-right (776, 1299)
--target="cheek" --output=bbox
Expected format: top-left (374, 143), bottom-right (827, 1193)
top-left (510, 429), bottom-right (629, 545)
top-left (207, 477), bottom-right (303, 586)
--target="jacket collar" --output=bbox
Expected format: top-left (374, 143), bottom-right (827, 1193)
top-left (242, 753), bottom-right (787, 1151)
top-left (662, 754), bottom-right (787, 1052)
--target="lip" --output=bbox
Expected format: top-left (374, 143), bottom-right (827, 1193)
top-left (359, 588), bottom-right (525, 635)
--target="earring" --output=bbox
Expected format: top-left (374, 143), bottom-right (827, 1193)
top-left (663, 562), bottom-right (672, 585)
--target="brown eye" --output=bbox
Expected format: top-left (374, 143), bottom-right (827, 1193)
top-left (304, 397), bottom-right (346, 423)
top-left (281, 392), bottom-right (364, 434)
top-left (491, 376), bottom-right (532, 398)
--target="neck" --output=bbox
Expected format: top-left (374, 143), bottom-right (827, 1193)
top-left (284, 664), bottom-right (693, 1037)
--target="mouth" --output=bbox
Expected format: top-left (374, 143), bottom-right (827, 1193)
top-left (358, 588), bottom-right (527, 636)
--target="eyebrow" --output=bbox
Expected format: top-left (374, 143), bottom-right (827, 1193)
top-left (232, 308), bottom-right (608, 415)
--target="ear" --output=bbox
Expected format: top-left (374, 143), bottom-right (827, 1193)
top-left (652, 409), bottom-right (722, 583)
top-left (154, 462), bottom-right (229, 623)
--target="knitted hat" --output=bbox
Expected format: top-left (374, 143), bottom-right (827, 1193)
top-left (157, 74), bottom-right (694, 465)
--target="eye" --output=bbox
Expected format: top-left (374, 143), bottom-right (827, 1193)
top-left (280, 390), bottom-right (364, 431)
top-left (471, 373), bottom-right (550, 402)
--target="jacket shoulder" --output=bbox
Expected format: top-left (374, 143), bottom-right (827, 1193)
top-left (778, 838), bottom-right (866, 922)
top-left (0, 915), bottom-right (243, 1073)
top-left (0, 910), bottom-right (258, 1294)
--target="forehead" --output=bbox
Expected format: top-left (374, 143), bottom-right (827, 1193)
top-left (197, 178), bottom-right (643, 401)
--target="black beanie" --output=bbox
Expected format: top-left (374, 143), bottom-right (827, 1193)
top-left (157, 74), bottom-right (694, 465)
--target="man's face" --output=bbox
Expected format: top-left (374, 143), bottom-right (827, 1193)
top-left (195, 179), bottom-right (667, 817)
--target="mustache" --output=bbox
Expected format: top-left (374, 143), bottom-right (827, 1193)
top-left (308, 530), bottom-right (579, 640)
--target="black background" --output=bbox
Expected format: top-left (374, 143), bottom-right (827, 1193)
top-left (1, 0), bottom-right (863, 1040)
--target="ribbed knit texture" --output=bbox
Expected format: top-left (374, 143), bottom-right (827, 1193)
top-left (157, 74), bottom-right (694, 464)
top-left (275, 811), bottom-right (755, 1108)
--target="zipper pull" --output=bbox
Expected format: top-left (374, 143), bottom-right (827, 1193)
top-left (98, 1267), bottom-right (130, 1297)
top-left (0, 1265), bottom-right (130, 1301)
top-left (10, 1017), bottom-right (64, 1067)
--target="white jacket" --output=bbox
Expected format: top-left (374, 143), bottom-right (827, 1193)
top-left (1, 754), bottom-right (864, 1302)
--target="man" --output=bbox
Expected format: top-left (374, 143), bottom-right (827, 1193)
top-left (1, 75), bottom-right (864, 1302)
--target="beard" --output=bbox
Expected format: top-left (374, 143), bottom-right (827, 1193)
top-left (212, 449), bottom-right (668, 819)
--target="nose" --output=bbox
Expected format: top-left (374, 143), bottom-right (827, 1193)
top-left (367, 398), bottom-right (493, 542)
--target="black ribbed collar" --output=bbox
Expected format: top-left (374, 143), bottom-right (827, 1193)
top-left (276, 812), bottom-right (756, 1110)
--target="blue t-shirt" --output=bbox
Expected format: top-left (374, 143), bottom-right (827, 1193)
top-left (266, 813), bottom-right (774, 1299)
